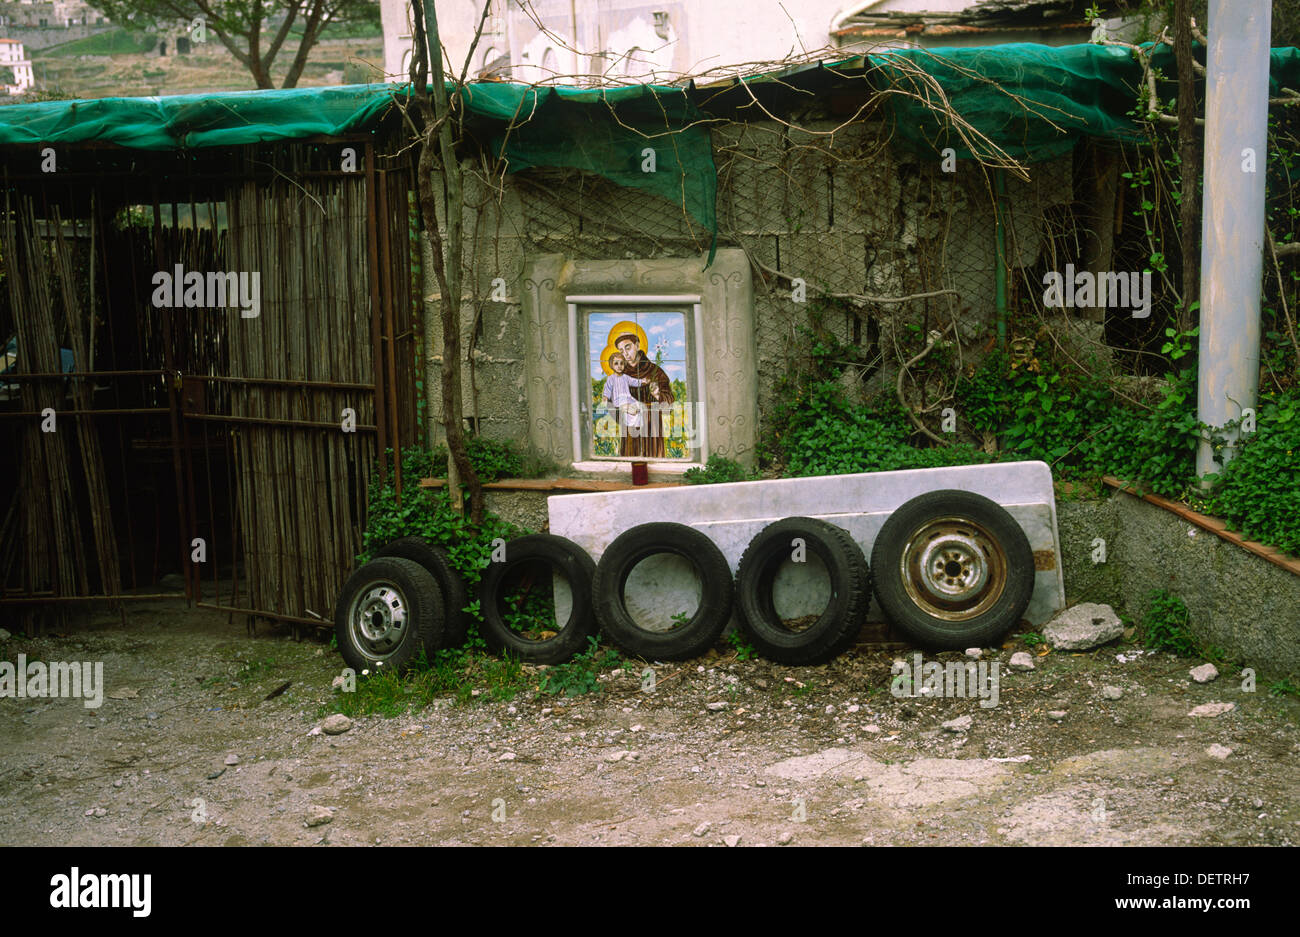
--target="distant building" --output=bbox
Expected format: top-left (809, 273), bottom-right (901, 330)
top-left (380, 0), bottom-right (1131, 86)
top-left (0, 37), bottom-right (33, 93)
top-left (1, 1), bottom-right (109, 28)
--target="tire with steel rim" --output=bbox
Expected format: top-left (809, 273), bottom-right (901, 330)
top-left (334, 556), bottom-right (445, 674)
top-left (870, 490), bottom-right (1034, 650)
top-left (374, 536), bottom-right (471, 650)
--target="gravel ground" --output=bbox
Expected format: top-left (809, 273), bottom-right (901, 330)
top-left (1, 598), bottom-right (1297, 847)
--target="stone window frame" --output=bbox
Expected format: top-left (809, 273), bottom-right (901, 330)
top-left (520, 249), bottom-right (757, 476)
top-left (565, 294), bottom-right (708, 468)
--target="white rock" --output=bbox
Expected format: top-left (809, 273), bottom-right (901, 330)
top-left (1047, 710), bottom-right (1067, 721)
top-left (692, 822), bottom-right (710, 837)
top-left (497, 752), bottom-right (517, 762)
top-left (723, 834), bottom-right (741, 847)
top-left (942, 715), bottom-right (972, 733)
top-left (305, 805), bottom-right (334, 828)
top-left (777, 831), bottom-right (794, 845)
top-left (965, 648), bottom-right (982, 660)
top-left (864, 724), bottom-right (881, 733)
top-left (706, 702), bottom-right (728, 712)
top-left (1043, 602), bottom-right (1124, 650)
top-left (1101, 685), bottom-right (1123, 700)
top-left (331, 675), bottom-right (347, 689)
top-left (1189, 663), bottom-right (1219, 684)
top-left (1189, 702), bottom-right (1235, 718)
top-left (224, 754), bottom-right (240, 766)
top-left (630, 724), bottom-right (644, 733)
top-left (1205, 744), bottom-right (1233, 760)
top-left (604, 750), bottom-right (629, 763)
top-left (321, 714), bottom-right (353, 735)
top-left (846, 704), bottom-right (860, 714)
top-left (1009, 652), bottom-right (1035, 672)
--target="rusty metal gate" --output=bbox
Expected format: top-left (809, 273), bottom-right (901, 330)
top-left (0, 140), bottom-right (418, 635)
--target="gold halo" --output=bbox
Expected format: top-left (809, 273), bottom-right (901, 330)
top-left (599, 320), bottom-right (649, 375)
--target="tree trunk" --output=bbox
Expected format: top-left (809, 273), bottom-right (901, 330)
top-left (416, 0), bottom-right (483, 523)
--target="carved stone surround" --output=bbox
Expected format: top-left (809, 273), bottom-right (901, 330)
top-left (520, 249), bottom-right (757, 472)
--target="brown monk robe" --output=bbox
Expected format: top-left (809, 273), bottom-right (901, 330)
top-left (615, 333), bottom-right (675, 459)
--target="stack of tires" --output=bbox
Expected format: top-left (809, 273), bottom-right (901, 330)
top-left (334, 490), bottom-right (1036, 672)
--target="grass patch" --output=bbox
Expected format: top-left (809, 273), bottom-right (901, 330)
top-left (326, 649), bottom-right (529, 718)
top-left (42, 28), bottom-right (159, 58)
top-left (234, 657), bottom-right (277, 683)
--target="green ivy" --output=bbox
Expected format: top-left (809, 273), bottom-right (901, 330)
top-left (683, 455), bottom-right (759, 485)
top-left (1204, 392), bottom-right (1300, 556)
top-left (360, 447), bottom-right (530, 588)
top-left (427, 436), bottom-right (558, 483)
top-left (783, 389), bottom-right (991, 477)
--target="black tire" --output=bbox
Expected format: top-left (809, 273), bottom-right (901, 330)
top-left (477, 534), bottom-right (598, 665)
top-left (735, 517), bottom-right (871, 666)
top-left (593, 522), bottom-right (733, 661)
top-left (870, 490), bottom-right (1034, 650)
top-left (334, 556), bottom-right (445, 674)
top-left (374, 536), bottom-right (471, 650)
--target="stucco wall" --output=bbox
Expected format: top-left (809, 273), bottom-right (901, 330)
top-left (1055, 493), bottom-right (1300, 678)
top-left (418, 113), bottom-right (1073, 474)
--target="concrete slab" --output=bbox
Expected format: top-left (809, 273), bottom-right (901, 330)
top-left (548, 461), bottom-right (1066, 627)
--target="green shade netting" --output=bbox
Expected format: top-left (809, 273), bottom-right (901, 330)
top-left (456, 81), bottom-right (716, 256)
top-left (862, 43), bottom-right (1300, 163)
top-left (2, 43), bottom-right (1299, 255)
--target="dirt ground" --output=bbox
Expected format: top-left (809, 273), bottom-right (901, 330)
top-left (1, 598), bottom-right (1297, 847)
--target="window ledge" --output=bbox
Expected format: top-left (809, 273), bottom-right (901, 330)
top-left (418, 476), bottom-right (687, 492)
top-left (570, 460), bottom-right (702, 476)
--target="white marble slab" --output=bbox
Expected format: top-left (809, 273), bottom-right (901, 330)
top-left (549, 461), bottom-right (1066, 627)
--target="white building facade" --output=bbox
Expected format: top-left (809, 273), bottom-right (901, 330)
top-left (380, 1), bottom-right (1115, 85)
top-left (0, 38), bottom-right (34, 93)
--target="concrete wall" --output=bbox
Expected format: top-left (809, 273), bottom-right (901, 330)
top-left (418, 114), bottom-right (1072, 473)
top-left (1055, 492), bottom-right (1300, 678)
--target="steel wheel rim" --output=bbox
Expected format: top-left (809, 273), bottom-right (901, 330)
top-left (899, 516), bottom-right (1007, 621)
top-left (348, 580), bottom-right (408, 660)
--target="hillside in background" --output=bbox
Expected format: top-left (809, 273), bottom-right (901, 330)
top-left (17, 24), bottom-right (385, 99)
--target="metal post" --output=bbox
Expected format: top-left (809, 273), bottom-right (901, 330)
top-left (1196, 0), bottom-right (1272, 479)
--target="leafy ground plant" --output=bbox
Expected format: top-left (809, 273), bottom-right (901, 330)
top-left (683, 455), bottom-right (760, 484)
top-left (538, 637), bottom-right (627, 698)
top-left (1141, 590), bottom-right (1197, 657)
top-left (728, 630), bottom-right (757, 661)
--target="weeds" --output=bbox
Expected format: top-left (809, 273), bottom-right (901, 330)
top-left (728, 630), bottom-right (758, 661)
top-left (234, 657), bottom-right (276, 683)
top-left (1267, 677), bottom-right (1300, 700)
top-left (538, 637), bottom-right (624, 698)
top-left (1140, 590), bottom-right (1197, 657)
top-left (326, 649), bottom-right (530, 718)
